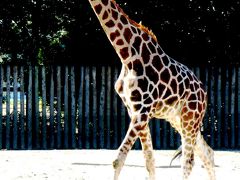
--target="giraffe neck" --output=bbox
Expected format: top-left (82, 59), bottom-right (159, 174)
top-left (88, 0), bottom-right (164, 64)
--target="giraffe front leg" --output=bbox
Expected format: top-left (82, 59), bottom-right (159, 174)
top-left (139, 125), bottom-right (155, 180)
top-left (113, 120), bottom-right (138, 180)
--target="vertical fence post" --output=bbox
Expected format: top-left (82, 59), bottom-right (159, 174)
top-left (99, 66), bottom-right (105, 149)
top-left (64, 66), bottom-right (69, 149)
top-left (0, 65), bottom-right (2, 149)
top-left (41, 66), bottom-right (47, 149)
top-left (49, 66), bottom-right (55, 149)
top-left (155, 119), bottom-right (161, 149)
top-left (85, 67), bottom-right (90, 149)
top-left (13, 66), bottom-right (18, 149)
top-left (27, 66), bottom-right (33, 149)
top-left (106, 66), bottom-right (111, 149)
top-left (230, 67), bottom-right (236, 148)
top-left (57, 66), bottom-right (62, 148)
top-left (70, 66), bottom-right (76, 149)
top-left (6, 66), bottom-right (11, 149)
top-left (113, 67), bottom-right (118, 149)
top-left (20, 66), bottom-right (25, 149)
top-left (92, 67), bottom-right (97, 149)
top-left (34, 66), bottom-right (39, 149)
top-left (78, 67), bottom-right (84, 148)
top-left (163, 121), bottom-right (168, 149)
top-left (238, 66), bottom-right (240, 148)
top-left (216, 67), bottom-right (222, 148)
top-left (223, 67), bottom-right (229, 148)
top-left (209, 67), bottom-right (215, 148)
top-left (169, 126), bottom-right (175, 148)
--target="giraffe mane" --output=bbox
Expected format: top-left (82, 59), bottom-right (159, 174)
top-left (114, 1), bottom-right (158, 42)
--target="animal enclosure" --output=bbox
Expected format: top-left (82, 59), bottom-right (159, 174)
top-left (0, 65), bottom-right (239, 150)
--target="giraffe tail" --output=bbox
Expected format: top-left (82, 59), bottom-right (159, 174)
top-left (170, 145), bottom-right (182, 166)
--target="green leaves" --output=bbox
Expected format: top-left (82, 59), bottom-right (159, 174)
top-left (0, 0), bottom-right (239, 65)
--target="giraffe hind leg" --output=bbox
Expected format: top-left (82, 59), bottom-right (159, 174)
top-left (194, 132), bottom-right (216, 180)
top-left (181, 135), bottom-right (195, 180)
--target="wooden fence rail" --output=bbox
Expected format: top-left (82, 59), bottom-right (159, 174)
top-left (0, 65), bottom-right (239, 150)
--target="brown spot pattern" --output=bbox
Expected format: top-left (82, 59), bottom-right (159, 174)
top-left (111, 9), bottom-right (118, 20)
top-left (117, 23), bottom-right (123, 30)
top-left (127, 62), bottom-right (133, 70)
top-left (152, 88), bottom-right (158, 99)
top-left (141, 114), bottom-right (149, 121)
top-left (132, 36), bottom-right (142, 53)
top-left (141, 43), bottom-right (151, 64)
top-left (138, 78), bottom-right (148, 92)
top-left (198, 103), bottom-right (203, 112)
top-left (165, 96), bottom-right (178, 105)
top-left (160, 68), bottom-right (170, 84)
top-left (157, 46), bottom-right (164, 55)
top-left (141, 106), bottom-right (151, 113)
top-left (110, 30), bottom-right (120, 41)
top-left (148, 84), bottom-right (154, 92)
top-left (144, 97), bottom-right (153, 104)
top-left (134, 104), bottom-right (142, 111)
top-left (148, 42), bottom-right (156, 54)
top-left (94, 4), bottom-right (102, 15)
top-left (142, 32), bottom-right (149, 41)
top-left (123, 28), bottom-right (133, 43)
top-left (131, 89), bottom-right (142, 102)
top-left (102, 11), bottom-right (108, 20)
top-left (129, 130), bottom-right (136, 138)
top-left (179, 82), bottom-right (184, 97)
top-left (131, 48), bottom-right (136, 56)
top-left (116, 39), bottom-right (124, 45)
top-left (105, 20), bottom-right (115, 28)
top-left (131, 26), bottom-right (137, 34)
top-left (157, 83), bottom-right (166, 95)
top-left (120, 47), bottom-right (129, 60)
top-left (145, 65), bottom-right (159, 84)
top-left (169, 64), bottom-right (178, 76)
top-left (162, 55), bottom-right (170, 66)
top-left (133, 59), bottom-right (143, 76)
top-left (189, 102), bottom-right (197, 110)
top-left (120, 15), bottom-right (128, 25)
top-left (101, 0), bottom-right (108, 6)
top-left (152, 55), bottom-right (163, 71)
top-left (110, 1), bottom-right (115, 9)
top-left (170, 79), bottom-right (177, 94)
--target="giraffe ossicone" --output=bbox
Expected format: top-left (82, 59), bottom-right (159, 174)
top-left (87, 0), bottom-right (216, 179)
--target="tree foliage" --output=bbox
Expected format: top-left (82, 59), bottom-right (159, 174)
top-left (0, 0), bottom-right (239, 66)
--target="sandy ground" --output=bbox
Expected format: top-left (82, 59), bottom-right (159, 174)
top-left (0, 150), bottom-right (239, 180)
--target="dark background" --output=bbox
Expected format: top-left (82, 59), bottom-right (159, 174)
top-left (0, 0), bottom-right (239, 66)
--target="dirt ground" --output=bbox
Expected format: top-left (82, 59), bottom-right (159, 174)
top-left (0, 150), bottom-right (239, 180)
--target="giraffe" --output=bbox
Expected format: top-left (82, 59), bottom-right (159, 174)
top-left (87, 0), bottom-right (216, 179)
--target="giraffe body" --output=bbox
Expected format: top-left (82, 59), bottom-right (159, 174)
top-left (87, 0), bottom-right (215, 179)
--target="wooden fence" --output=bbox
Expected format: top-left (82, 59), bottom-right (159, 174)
top-left (0, 65), bottom-right (239, 150)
